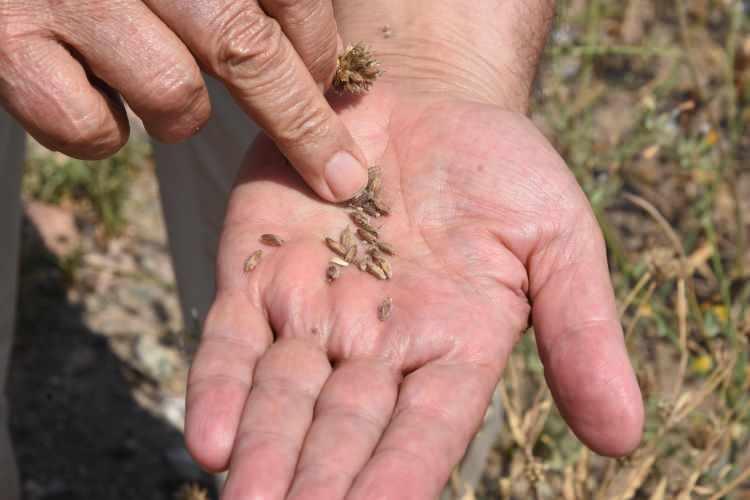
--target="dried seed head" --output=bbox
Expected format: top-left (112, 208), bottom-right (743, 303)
top-left (330, 256), bottom-right (350, 267)
top-left (326, 264), bottom-right (341, 283)
top-left (357, 228), bottom-right (378, 244)
top-left (376, 241), bottom-right (396, 256)
top-left (259, 234), bottom-right (284, 247)
top-left (325, 237), bottom-right (347, 257)
top-left (344, 245), bottom-right (358, 263)
top-left (333, 43), bottom-right (381, 94)
top-left (340, 226), bottom-right (355, 249)
top-left (378, 297), bottom-right (393, 321)
top-left (243, 250), bottom-right (263, 273)
top-left (366, 260), bottom-right (388, 280)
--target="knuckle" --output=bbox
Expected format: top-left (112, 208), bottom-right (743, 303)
top-left (58, 111), bottom-right (124, 159)
top-left (149, 67), bottom-right (207, 117)
top-left (212, 12), bottom-right (286, 78)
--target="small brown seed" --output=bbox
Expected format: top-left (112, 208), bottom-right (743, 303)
top-left (357, 228), bottom-right (378, 244)
top-left (366, 260), bottom-right (388, 280)
top-left (378, 297), bottom-right (393, 321)
top-left (371, 198), bottom-right (391, 216)
top-left (340, 226), bottom-right (355, 249)
top-left (361, 202), bottom-right (381, 217)
top-left (344, 245), bottom-right (358, 263)
top-left (326, 264), bottom-right (341, 283)
top-left (325, 237), bottom-right (348, 257)
top-left (330, 256), bottom-right (349, 267)
top-left (376, 241), bottom-right (396, 256)
top-left (350, 211), bottom-right (371, 227)
top-left (367, 167), bottom-right (382, 195)
top-left (243, 250), bottom-right (263, 273)
top-left (372, 254), bottom-right (392, 279)
top-left (259, 234), bottom-right (284, 247)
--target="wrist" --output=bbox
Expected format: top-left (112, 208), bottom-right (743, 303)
top-left (333, 1), bottom-right (555, 112)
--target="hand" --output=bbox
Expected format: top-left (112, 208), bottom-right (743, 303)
top-left (0, 0), bottom-right (368, 201)
top-left (184, 84), bottom-right (644, 499)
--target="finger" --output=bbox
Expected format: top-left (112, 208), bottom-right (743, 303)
top-left (222, 337), bottom-right (331, 500)
top-left (185, 291), bottom-right (273, 471)
top-left (143, 0), bottom-right (369, 202)
top-left (346, 362), bottom-right (500, 500)
top-left (0, 37), bottom-right (129, 159)
top-left (286, 359), bottom-right (399, 500)
top-left (530, 208), bottom-right (644, 457)
top-left (258, 0), bottom-right (341, 86)
top-left (52, 0), bottom-right (211, 143)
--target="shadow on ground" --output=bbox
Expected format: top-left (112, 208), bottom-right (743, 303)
top-left (9, 215), bottom-right (216, 500)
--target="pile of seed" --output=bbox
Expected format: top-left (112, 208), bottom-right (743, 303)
top-left (323, 167), bottom-right (395, 283)
top-left (244, 44), bottom-right (393, 321)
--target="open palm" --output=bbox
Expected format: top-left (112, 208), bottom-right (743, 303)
top-left (184, 86), bottom-right (644, 500)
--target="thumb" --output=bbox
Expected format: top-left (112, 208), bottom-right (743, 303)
top-left (530, 204), bottom-right (645, 457)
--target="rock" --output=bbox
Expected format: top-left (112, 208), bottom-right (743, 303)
top-left (24, 201), bottom-right (80, 258)
top-left (134, 335), bottom-right (179, 382)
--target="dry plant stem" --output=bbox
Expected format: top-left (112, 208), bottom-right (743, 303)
top-left (675, 429), bottom-right (725, 500)
top-left (619, 271), bottom-right (652, 318)
top-left (624, 193), bottom-right (689, 398)
top-left (625, 282), bottom-right (656, 343)
top-left (708, 464), bottom-right (750, 500)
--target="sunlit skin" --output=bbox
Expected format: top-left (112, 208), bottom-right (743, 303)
top-left (184, 84), bottom-right (645, 499)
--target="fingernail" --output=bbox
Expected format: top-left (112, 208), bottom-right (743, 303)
top-left (324, 151), bottom-right (368, 201)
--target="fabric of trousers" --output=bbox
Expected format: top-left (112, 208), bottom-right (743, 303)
top-left (0, 77), bottom-right (258, 499)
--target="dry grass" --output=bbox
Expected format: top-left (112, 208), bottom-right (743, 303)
top-left (444, 1), bottom-right (750, 498)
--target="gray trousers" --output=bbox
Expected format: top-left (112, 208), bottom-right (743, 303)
top-left (0, 78), bottom-right (257, 500)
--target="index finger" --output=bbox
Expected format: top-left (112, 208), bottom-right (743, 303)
top-left (143, 0), bottom-right (369, 202)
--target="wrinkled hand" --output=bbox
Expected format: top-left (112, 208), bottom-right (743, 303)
top-left (0, 0), bottom-right (368, 201)
top-left (185, 86), bottom-right (644, 499)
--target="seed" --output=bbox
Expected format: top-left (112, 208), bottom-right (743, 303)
top-left (330, 256), bottom-right (350, 267)
top-left (367, 167), bottom-right (382, 195)
top-left (378, 297), bottom-right (393, 321)
top-left (361, 202), bottom-right (381, 217)
top-left (350, 211), bottom-right (371, 227)
top-left (366, 260), bottom-right (388, 280)
top-left (326, 264), bottom-right (341, 283)
top-left (376, 241), bottom-right (396, 256)
top-left (325, 237), bottom-right (347, 257)
top-left (259, 234), bottom-right (284, 247)
top-left (371, 197), bottom-right (391, 216)
top-left (340, 226), bottom-right (355, 249)
top-left (344, 245), bottom-right (358, 263)
top-left (357, 228), bottom-right (378, 244)
top-left (372, 254), bottom-right (393, 279)
top-left (243, 250), bottom-right (263, 273)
